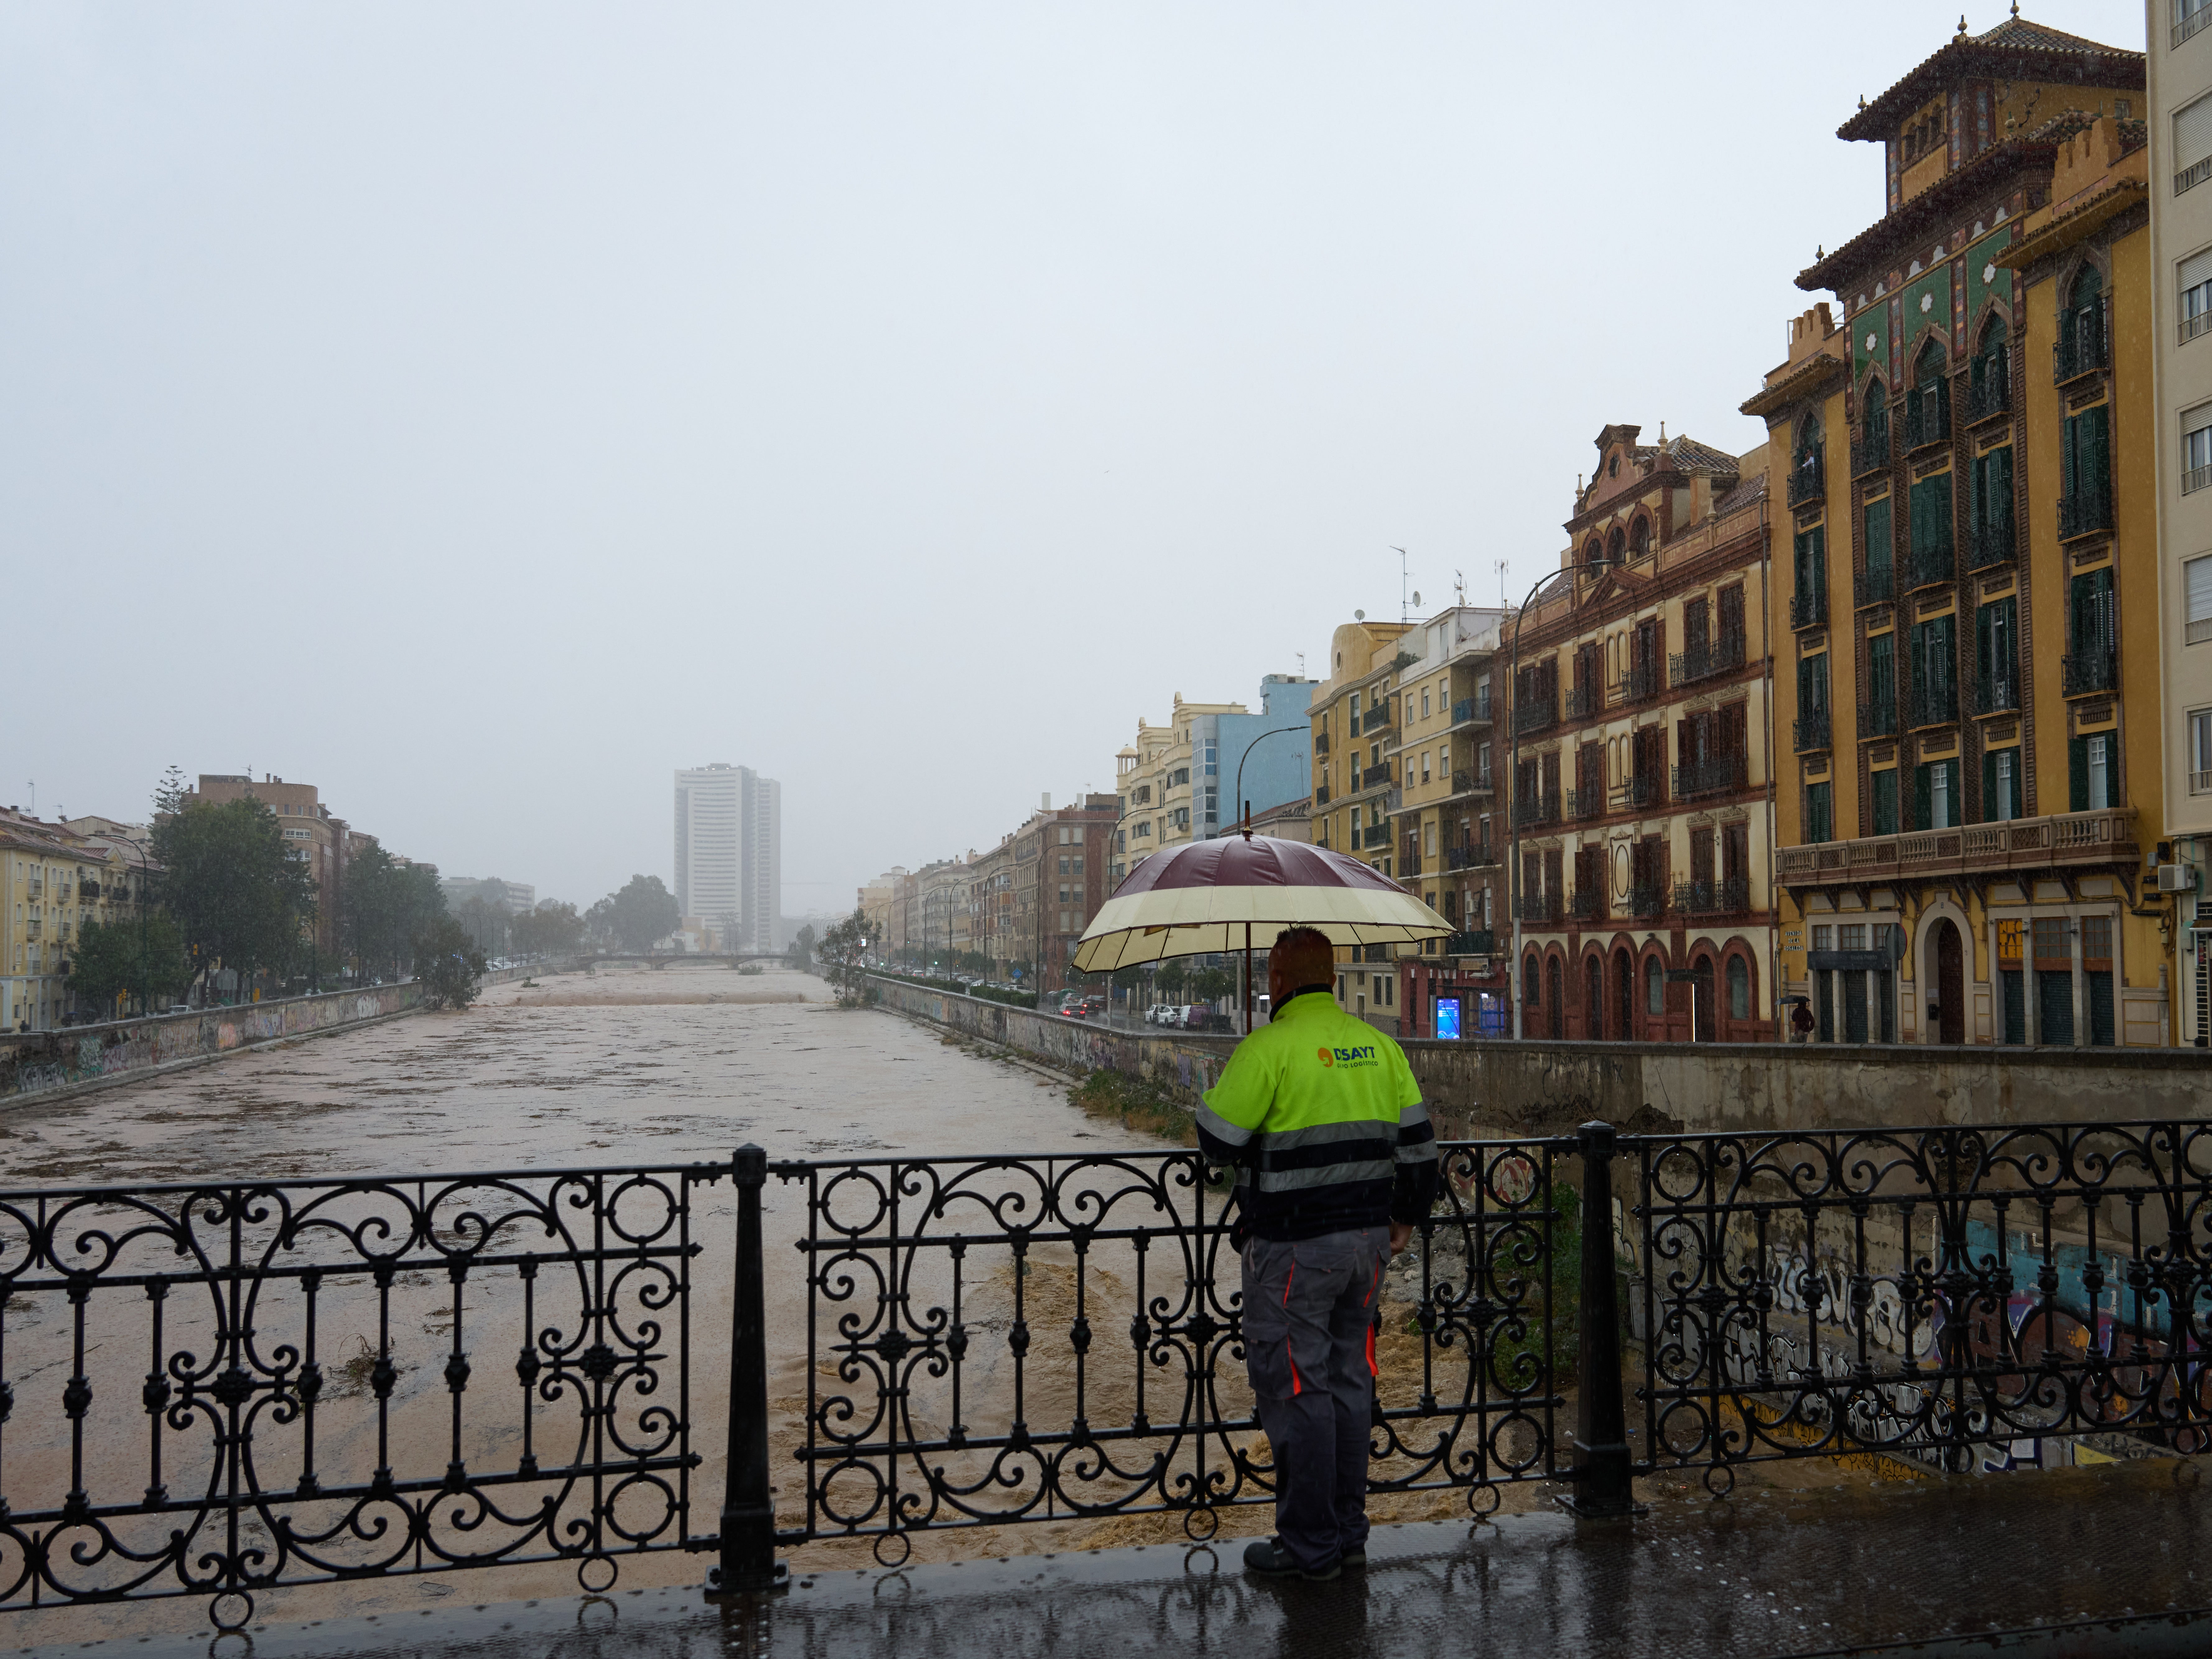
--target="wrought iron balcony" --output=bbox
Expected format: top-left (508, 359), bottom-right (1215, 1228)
top-left (1514, 697), bottom-right (1558, 736)
top-left (1450, 692), bottom-right (1492, 725)
top-left (1623, 659), bottom-right (1662, 703)
top-left (1970, 517), bottom-right (2015, 569)
top-left (1450, 768), bottom-right (1490, 796)
top-left (1512, 791), bottom-right (1562, 829)
top-left (1786, 454), bottom-right (1825, 507)
top-left (1400, 847), bottom-right (1423, 876)
top-left (1855, 564), bottom-right (1895, 607)
top-left (1566, 787), bottom-right (1603, 820)
top-left (1443, 842), bottom-right (1494, 871)
top-left (1514, 891), bottom-right (1562, 925)
top-left (1564, 684), bottom-right (1599, 720)
top-left (1360, 763), bottom-right (1392, 790)
top-left (1794, 709), bottom-right (1832, 752)
top-left (1672, 755), bottom-right (1748, 800)
top-left (1626, 882), bottom-right (1664, 918)
top-left (1672, 876), bottom-right (1749, 916)
top-left (79, 880), bottom-right (100, 901)
top-left (1313, 731), bottom-right (1330, 754)
top-left (1903, 382), bottom-right (1951, 451)
top-left (1566, 888), bottom-right (1603, 922)
top-left (1850, 430), bottom-right (1892, 479)
top-left (1610, 774), bottom-right (1661, 812)
top-left (1789, 586), bottom-right (1828, 630)
top-left (1975, 673), bottom-right (2020, 715)
top-left (1671, 630), bottom-right (1746, 686)
top-left (1909, 541), bottom-right (1954, 589)
top-left (2059, 490), bottom-right (2113, 541)
top-left (1966, 356), bottom-right (2010, 423)
top-left (1906, 679), bottom-right (1958, 728)
top-left (1361, 704), bottom-right (1395, 735)
top-left (1361, 823), bottom-right (1392, 850)
top-left (1775, 805), bottom-right (2138, 889)
top-left (1859, 694), bottom-right (1899, 737)
top-left (1443, 928), bottom-right (1494, 956)
top-left (2061, 651), bottom-right (2117, 696)
top-left (2054, 307), bottom-right (2109, 383)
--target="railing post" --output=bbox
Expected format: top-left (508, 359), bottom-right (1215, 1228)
top-left (713, 1144), bottom-right (786, 1595)
top-left (1565, 1120), bottom-right (1639, 1519)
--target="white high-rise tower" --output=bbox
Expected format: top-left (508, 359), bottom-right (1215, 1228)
top-left (675, 764), bottom-right (782, 953)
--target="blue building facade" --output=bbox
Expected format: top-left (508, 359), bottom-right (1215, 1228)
top-left (1194, 676), bottom-right (1317, 837)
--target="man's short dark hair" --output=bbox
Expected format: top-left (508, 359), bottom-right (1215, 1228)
top-left (1270, 927), bottom-right (1334, 988)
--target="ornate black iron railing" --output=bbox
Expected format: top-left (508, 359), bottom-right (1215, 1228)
top-left (0, 1158), bottom-right (730, 1630)
top-left (1634, 1122), bottom-right (2212, 1494)
top-left (770, 1145), bottom-right (1566, 1564)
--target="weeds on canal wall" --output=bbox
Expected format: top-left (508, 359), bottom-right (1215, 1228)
top-left (1071, 1068), bottom-right (1197, 1146)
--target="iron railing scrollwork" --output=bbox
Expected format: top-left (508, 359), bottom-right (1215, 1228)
top-left (0, 1159), bottom-right (726, 1630)
top-left (770, 1145), bottom-right (1568, 1563)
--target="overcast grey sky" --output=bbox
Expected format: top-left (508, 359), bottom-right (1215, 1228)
top-left (2, 2), bottom-right (2148, 916)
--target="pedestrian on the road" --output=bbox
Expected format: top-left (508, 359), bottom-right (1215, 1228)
top-left (1195, 926), bottom-right (1440, 1582)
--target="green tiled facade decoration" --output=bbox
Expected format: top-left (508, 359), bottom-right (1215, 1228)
top-left (1965, 228), bottom-right (2014, 323)
top-left (1852, 299), bottom-right (1890, 386)
top-left (1902, 266), bottom-right (1952, 351)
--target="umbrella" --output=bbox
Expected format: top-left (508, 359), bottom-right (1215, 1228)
top-left (1072, 834), bottom-right (1450, 1029)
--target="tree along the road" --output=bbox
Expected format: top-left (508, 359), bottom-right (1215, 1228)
top-left (784, 923), bottom-right (816, 971)
top-left (604, 875), bottom-right (680, 953)
top-left (511, 900), bottom-right (583, 960)
top-left (816, 908), bottom-right (874, 1006)
top-left (67, 913), bottom-right (193, 1016)
top-left (151, 798), bottom-right (319, 999)
top-left (414, 916), bottom-right (488, 1010)
top-left (340, 846), bottom-right (446, 983)
top-left (455, 894), bottom-right (510, 959)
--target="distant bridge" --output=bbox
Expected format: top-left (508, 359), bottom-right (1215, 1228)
top-left (577, 953), bottom-right (789, 970)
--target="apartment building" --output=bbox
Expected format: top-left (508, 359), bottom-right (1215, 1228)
top-left (1111, 697), bottom-right (1248, 884)
top-left (2151, 0), bottom-right (2212, 1042)
top-left (1501, 430), bottom-right (1777, 1043)
top-left (1305, 618), bottom-right (1415, 1022)
top-left (1755, 17), bottom-right (2171, 1046)
top-left (676, 763), bottom-right (782, 954)
top-left (1033, 795), bottom-right (1120, 994)
top-left (2, 810), bottom-right (112, 1030)
top-left (186, 774), bottom-right (348, 958)
top-left (967, 840), bottom-right (1018, 981)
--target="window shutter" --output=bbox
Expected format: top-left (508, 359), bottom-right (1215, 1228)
top-left (1976, 603), bottom-right (1993, 694)
top-left (2089, 404), bottom-right (2111, 509)
top-left (2178, 91), bottom-right (2212, 170)
top-left (1914, 763), bottom-right (1931, 830)
top-left (2070, 737), bottom-right (2089, 812)
top-left (1982, 751), bottom-right (1996, 823)
top-left (2061, 414), bottom-right (2078, 503)
top-left (1991, 445), bottom-right (2011, 527)
top-left (2183, 246), bottom-right (2212, 294)
top-left (1866, 496), bottom-right (1893, 575)
top-left (2189, 553), bottom-right (2212, 624)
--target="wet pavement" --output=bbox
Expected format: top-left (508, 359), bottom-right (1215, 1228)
top-left (16, 1457), bottom-right (2210, 1658)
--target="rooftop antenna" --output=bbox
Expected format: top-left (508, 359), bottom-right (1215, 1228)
top-left (1392, 546), bottom-right (1411, 621)
top-left (1493, 559), bottom-right (1509, 607)
top-left (1296, 651), bottom-right (1306, 675)
top-left (1454, 568), bottom-right (1466, 606)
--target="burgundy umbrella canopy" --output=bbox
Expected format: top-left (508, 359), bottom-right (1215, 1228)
top-left (1070, 834), bottom-right (1449, 974)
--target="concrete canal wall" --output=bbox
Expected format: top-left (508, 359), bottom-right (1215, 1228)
top-left (867, 975), bottom-right (2212, 1136)
top-left (0, 962), bottom-right (562, 1108)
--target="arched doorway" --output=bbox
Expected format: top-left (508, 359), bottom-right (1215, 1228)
top-left (1584, 955), bottom-right (1604, 1039)
top-left (1934, 920), bottom-right (1965, 1044)
top-left (1691, 953), bottom-right (1717, 1043)
top-left (1613, 947), bottom-right (1634, 1042)
top-left (1546, 956), bottom-right (1564, 1039)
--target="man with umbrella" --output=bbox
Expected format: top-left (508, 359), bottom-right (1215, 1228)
top-left (1195, 925), bottom-right (1439, 1582)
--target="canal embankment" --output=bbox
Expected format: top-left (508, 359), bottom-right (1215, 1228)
top-left (866, 974), bottom-right (2212, 1134)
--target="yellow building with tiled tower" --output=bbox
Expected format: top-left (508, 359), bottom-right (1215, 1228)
top-left (1752, 16), bottom-right (2172, 1047)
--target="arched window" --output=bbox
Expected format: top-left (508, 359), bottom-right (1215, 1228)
top-left (1727, 954), bottom-right (1751, 1022)
top-left (2061, 264), bottom-right (2106, 378)
top-left (1606, 526), bottom-right (1626, 562)
top-left (1970, 317), bottom-right (2009, 418)
top-left (1907, 337), bottom-right (1949, 448)
top-left (1523, 951), bottom-right (1541, 1008)
top-left (1861, 378), bottom-right (1889, 461)
top-left (1645, 955), bottom-right (1664, 1019)
top-left (1583, 537), bottom-right (1604, 569)
top-left (1628, 516), bottom-right (1652, 559)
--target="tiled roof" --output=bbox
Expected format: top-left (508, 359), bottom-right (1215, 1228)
top-left (1712, 471), bottom-right (1770, 518)
top-left (1836, 15), bottom-right (2141, 142)
top-left (1796, 136), bottom-right (2054, 292)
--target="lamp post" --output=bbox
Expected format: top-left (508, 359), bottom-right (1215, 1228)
top-left (1508, 557), bottom-right (1619, 1039)
top-left (111, 836), bottom-right (154, 1018)
top-left (1230, 723), bottom-right (1309, 1034)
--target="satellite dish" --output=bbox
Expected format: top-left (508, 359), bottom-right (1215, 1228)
top-left (1354, 609), bottom-right (1365, 621)
top-left (1412, 591), bottom-right (1422, 606)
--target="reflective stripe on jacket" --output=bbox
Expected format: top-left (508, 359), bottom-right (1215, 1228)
top-left (1196, 987), bottom-right (1439, 1242)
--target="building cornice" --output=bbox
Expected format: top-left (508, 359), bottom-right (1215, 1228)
top-left (1996, 177), bottom-right (2148, 271)
top-left (1741, 351), bottom-right (1847, 421)
top-left (1798, 141), bottom-right (2054, 295)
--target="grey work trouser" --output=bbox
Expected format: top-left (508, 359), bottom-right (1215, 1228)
top-left (1239, 1227), bottom-right (1388, 1573)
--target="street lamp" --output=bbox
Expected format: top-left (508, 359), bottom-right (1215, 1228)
top-left (1508, 556), bottom-right (1620, 1040)
top-left (109, 835), bottom-right (154, 1019)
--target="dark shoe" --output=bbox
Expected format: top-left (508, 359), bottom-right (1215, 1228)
top-left (1341, 1546), bottom-right (1367, 1568)
top-left (1243, 1538), bottom-right (1341, 1581)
